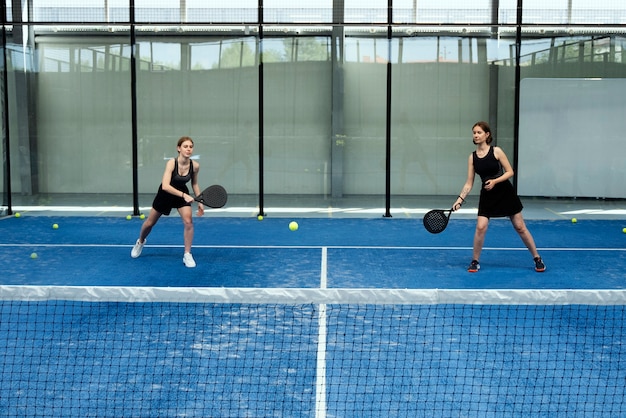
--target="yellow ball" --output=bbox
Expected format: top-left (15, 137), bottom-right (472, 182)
top-left (140, 214), bottom-right (145, 220)
top-left (571, 218), bottom-right (577, 223)
top-left (14, 212), bottom-right (20, 218)
top-left (257, 215), bottom-right (264, 221)
top-left (289, 221), bottom-right (298, 231)
top-left (126, 215), bottom-right (132, 220)
top-left (30, 252), bottom-right (38, 259)
top-left (52, 223), bottom-right (59, 229)
top-left (622, 227), bottom-right (626, 234)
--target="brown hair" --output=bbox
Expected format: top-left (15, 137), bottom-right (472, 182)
top-left (473, 121), bottom-right (493, 144)
top-left (177, 136), bottom-right (194, 147)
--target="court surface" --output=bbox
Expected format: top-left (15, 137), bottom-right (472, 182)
top-left (1, 209), bottom-right (625, 417)
top-left (0, 214), bottom-right (624, 289)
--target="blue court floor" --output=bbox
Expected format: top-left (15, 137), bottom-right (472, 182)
top-left (1, 204), bottom-right (625, 418)
top-left (0, 213), bottom-right (624, 289)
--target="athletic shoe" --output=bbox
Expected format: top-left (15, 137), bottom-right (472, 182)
top-left (131, 239), bottom-right (145, 258)
top-left (467, 259), bottom-right (480, 273)
top-left (534, 256), bottom-right (546, 272)
top-left (183, 252), bottom-right (196, 268)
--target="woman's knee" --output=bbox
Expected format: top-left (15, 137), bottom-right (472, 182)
top-left (510, 214), bottom-right (528, 234)
top-left (475, 217), bottom-right (489, 234)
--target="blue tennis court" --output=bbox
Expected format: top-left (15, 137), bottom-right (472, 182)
top-left (1, 214), bottom-right (625, 417)
top-left (1, 215), bottom-right (624, 288)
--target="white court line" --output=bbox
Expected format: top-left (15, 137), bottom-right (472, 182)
top-left (10, 205), bottom-right (625, 216)
top-left (320, 247), bottom-right (328, 289)
top-left (1, 243), bottom-right (625, 252)
top-left (561, 209), bottom-right (626, 215)
top-left (315, 247), bottom-right (328, 418)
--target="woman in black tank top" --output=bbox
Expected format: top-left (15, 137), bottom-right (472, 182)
top-left (452, 122), bottom-right (545, 273)
top-left (130, 136), bottom-right (205, 268)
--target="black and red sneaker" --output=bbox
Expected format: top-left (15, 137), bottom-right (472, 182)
top-left (467, 259), bottom-right (480, 273)
top-left (534, 257), bottom-right (546, 272)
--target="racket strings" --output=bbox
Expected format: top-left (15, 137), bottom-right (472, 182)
top-left (204, 190), bottom-right (227, 207)
top-left (198, 185), bottom-right (228, 208)
top-left (423, 211), bottom-right (449, 234)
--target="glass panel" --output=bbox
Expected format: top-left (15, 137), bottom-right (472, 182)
top-left (261, 34), bottom-right (333, 212)
top-left (569, 1), bottom-right (626, 25)
top-left (4, 31), bottom-right (25, 211)
top-left (135, 0), bottom-right (180, 23)
top-left (4, 4), bottom-right (11, 23)
top-left (186, 0), bottom-right (257, 24)
top-left (263, 0), bottom-right (333, 24)
top-left (0, 27), bottom-right (5, 215)
top-left (135, 0), bottom-right (259, 23)
top-left (517, 0), bottom-right (626, 25)
top-left (32, 0), bottom-right (129, 23)
top-left (517, 27), bottom-right (626, 198)
top-left (345, 0), bottom-right (388, 24)
top-left (497, 0), bottom-right (518, 24)
top-left (10, 27), bottom-right (133, 210)
top-left (137, 41), bottom-right (181, 71)
top-left (17, 2), bottom-right (626, 27)
top-left (3, 2), bottom-right (626, 215)
top-left (342, 33), bottom-right (388, 209)
top-left (190, 38), bottom-right (258, 70)
top-left (393, 0), bottom-right (492, 24)
top-left (134, 32), bottom-right (259, 209)
top-left (390, 28), bottom-right (517, 199)
top-left (344, 31), bottom-right (389, 63)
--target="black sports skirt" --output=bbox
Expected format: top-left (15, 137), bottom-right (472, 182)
top-left (151, 184), bottom-right (191, 216)
top-left (477, 180), bottom-right (523, 218)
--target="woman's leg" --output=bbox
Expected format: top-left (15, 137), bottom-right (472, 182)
top-left (472, 215), bottom-right (490, 261)
top-left (138, 208), bottom-right (162, 243)
top-left (178, 205), bottom-right (194, 254)
top-left (509, 212), bottom-right (540, 258)
top-left (131, 208), bottom-right (162, 258)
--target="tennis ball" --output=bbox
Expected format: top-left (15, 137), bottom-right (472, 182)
top-left (257, 215), bottom-right (264, 221)
top-left (289, 221), bottom-right (298, 231)
top-left (622, 227), bottom-right (626, 234)
top-left (30, 252), bottom-right (37, 259)
top-left (14, 212), bottom-right (20, 218)
top-left (140, 214), bottom-right (145, 220)
top-left (571, 218), bottom-right (577, 223)
top-left (126, 215), bottom-right (132, 220)
top-left (52, 223), bottom-right (59, 229)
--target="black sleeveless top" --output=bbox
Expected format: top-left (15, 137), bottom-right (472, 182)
top-left (473, 146), bottom-right (523, 218)
top-left (151, 158), bottom-right (194, 215)
top-left (170, 158), bottom-right (193, 191)
top-left (473, 146), bottom-right (503, 184)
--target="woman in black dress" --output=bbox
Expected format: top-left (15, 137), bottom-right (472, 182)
top-left (131, 136), bottom-right (204, 268)
top-left (453, 121), bottom-right (545, 273)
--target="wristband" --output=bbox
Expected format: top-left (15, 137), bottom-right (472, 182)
top-left (458, 195), bottom-right (465, 202)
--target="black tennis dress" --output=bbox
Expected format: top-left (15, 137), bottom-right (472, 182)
top-left (473, 146), bottom-right (523, 218)
top-left (152, 158), bottom-right (194, 216)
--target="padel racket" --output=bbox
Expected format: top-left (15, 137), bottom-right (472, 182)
top-left (194, 185), bottom-right (228, 208)
top-left (423, 208), bottom-right (453, 234)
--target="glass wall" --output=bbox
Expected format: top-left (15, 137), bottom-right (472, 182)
top-left (1, 0), bottom-right (625, 217)
top-left (261, 33), bottom-right (332, 210)
top-left (35, 34), bottom-right (133, 198)
top-left (389, 31), bottom-right (517, 197)
top-left (134, 32), bottom-right (260, 209)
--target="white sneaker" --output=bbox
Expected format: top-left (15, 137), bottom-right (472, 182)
top-left (183, 252), bottom-right (196, 268)
top-left (131, 239), bottom-right (145, 258)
